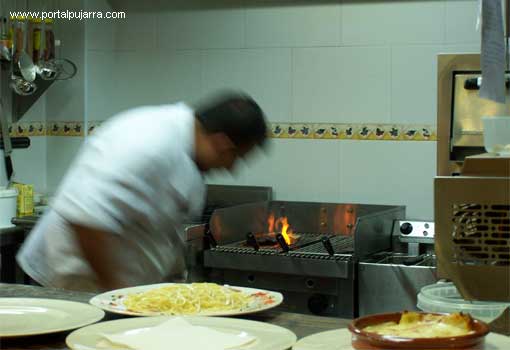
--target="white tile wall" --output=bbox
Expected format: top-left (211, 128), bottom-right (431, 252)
top-left (391, 45), bottom-right (441, 124)
top-left (445, 0), bottom-right (481, 44)
top-left (109, 51), bottom-right (161, 110)
top-left (88, 43), bottom-right (203, 122)
top-left (86, 50), bottom-right (116, 121)
top-left (85, 0), bottom-right (115, 51)
top-left (207, 139), bottom-right (436, 218)
top-left (201, 48), bottom-right (292, 122)
top-left (341, 0), bottom-right (445, 46)
top-left (292, 46), bottom-right (390, 123)
top-left (157, 1), bottom-right (245, 50)
top-left (207, 139), bottom-right (342, 202)
top-left (46, 137), bottom-right (83, 193)
top-left (47, 12), bottom-right (85, 121)
top-left (78, 0), bottom-right (487, 218)
top-left (115, 12), bottom-right (157, 51)
top-left (339, 140), bottom-right (436, 219)
top-left (11, 137), bottom-right (47, 193)
top-left (151, 49), bottom-right (203, 107)
top-left (41, 0), bottom-right (86, 190)
top-left (245, 0), bottom-right (342, 48)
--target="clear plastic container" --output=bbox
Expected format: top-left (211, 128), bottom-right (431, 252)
top-left (417, 282), bottom-right (510, 323)
top-left (482, 116), bottom-right (510, 156)
top-left (0, 187), bottom-right (18, 228)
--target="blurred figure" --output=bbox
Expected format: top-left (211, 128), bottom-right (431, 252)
top-left (17, 92), bottom-right (268, 292)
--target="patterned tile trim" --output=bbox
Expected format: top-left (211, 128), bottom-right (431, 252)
top-left (46, 121), bottom-right (84, 136)
top-left (9, 121), bottom-right (437, 141)
top-left (271, 123), bottom-right (437, 141)
top-left (87, 121), bottom-right (103, 135)
top-left (8, 122), bottom-right (46, 137)
top-left (8, 121), bottom-right (87, 137)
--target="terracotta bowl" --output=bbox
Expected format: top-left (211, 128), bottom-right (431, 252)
top-left (348, 312), bottom-right (490, 350)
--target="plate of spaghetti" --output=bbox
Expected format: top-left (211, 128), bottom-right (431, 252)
top-left (89, 282), bottom-right (283, 317)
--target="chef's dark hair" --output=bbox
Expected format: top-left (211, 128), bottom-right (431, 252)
top-left (195, 92), bottom-right (268, 148)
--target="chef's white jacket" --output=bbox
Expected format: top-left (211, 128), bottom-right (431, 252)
top-left (17, 103), bottom-right (205, 292)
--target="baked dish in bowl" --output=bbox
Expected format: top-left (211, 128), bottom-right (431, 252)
top-left (348, 311), bottom-right (490, 349)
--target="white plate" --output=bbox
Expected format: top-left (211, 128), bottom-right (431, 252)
top-left (0, 298), bottom-right (105, 338)
top-left (66, 315), bottom-right (297, 350)
top-left (293, 328), bottom-right (510, 350)
top-left (89, 283), bottom-right (283, 317)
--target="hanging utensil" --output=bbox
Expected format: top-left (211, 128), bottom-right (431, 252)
top-left (0, 137), bottom-right (30, 149)
top-left (37, 59), bottom-right (59, 80)
top-left (0, 101), bottom-right (14, 183)
top-left (10, 75), bottom-right (37, 95)
top-left (0, 44), bottom-right (10, 61)
top-left (18, 51), bottom-right (36, 82)
top-left (0, 17), bottom-right (11, 61)
top-left (54, 58), bottom-right (77, 80)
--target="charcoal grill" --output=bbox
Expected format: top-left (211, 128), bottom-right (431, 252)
top-left (203, 200), bottom-right (404, 318)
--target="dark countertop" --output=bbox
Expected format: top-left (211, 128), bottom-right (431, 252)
top-left (0, 226), bottom-right (26, 247)
top-left (0, 283), bottom-right (348, 349)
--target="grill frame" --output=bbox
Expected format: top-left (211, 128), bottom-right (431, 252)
top-left (203, 200), bottom-right (405, 318)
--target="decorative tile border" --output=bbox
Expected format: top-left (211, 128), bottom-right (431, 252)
top-left (46, 121), bottom-right (84, 136)
top-left (9, 121), bottom-right (436, 141)
top-left (9, 121), bottom-right (87, 137)
top-left (271, 123), bottom-right (436, 141)
top-left (8, 122), bottom-right (46, 137)
top-left (87, 121), bottom-right (103, 135)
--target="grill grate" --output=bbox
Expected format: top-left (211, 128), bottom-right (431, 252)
top-left (292, 236), bottom-right (354, 254)
top-left (211, 233), bottom-right (354, 261)
top-left (222, 232), bottom-right (327, 251)
top-left (452, 203), bottom-right (510, 266)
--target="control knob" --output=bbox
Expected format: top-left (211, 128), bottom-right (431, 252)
top-left (308, 294), bottom-right (329, 315)
top-left (400, 222), bottom-right (413, 235)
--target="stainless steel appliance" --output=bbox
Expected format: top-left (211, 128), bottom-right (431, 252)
top-left (435, 53), bottom-right (510, 334)
top-left (358, 220), bottom-right (438, 316)
top-left (436, 53), bottom-right (510, 302)
top-left (201, 200), bottom-right (405, 318)
top-left (182, 184), bottom-right (272, 282)
top-left (437, 54), bottom-right (510, 176)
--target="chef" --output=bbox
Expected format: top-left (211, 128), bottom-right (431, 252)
top-left (16, 92), bottom-right (268, 292)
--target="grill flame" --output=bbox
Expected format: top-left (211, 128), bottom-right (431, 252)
top-left (278, 217), bottom-right (292, 245)
top-left (268, 213), bottom-right (297, 245)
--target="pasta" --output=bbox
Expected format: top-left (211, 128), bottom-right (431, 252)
top-left (123, 283), bottom-right (252, 315)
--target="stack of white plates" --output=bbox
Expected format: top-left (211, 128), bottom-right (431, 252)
top-left (0, 298), bottom-right (105, 337)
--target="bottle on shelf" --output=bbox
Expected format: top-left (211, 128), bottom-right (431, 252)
top-left (31, 17), bottom-right (42, 64)
top-left (43, 18), bottom-right (55, 62)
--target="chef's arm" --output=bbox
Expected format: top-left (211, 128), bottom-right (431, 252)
top-left (71, 223), bottom-right (128, 291)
